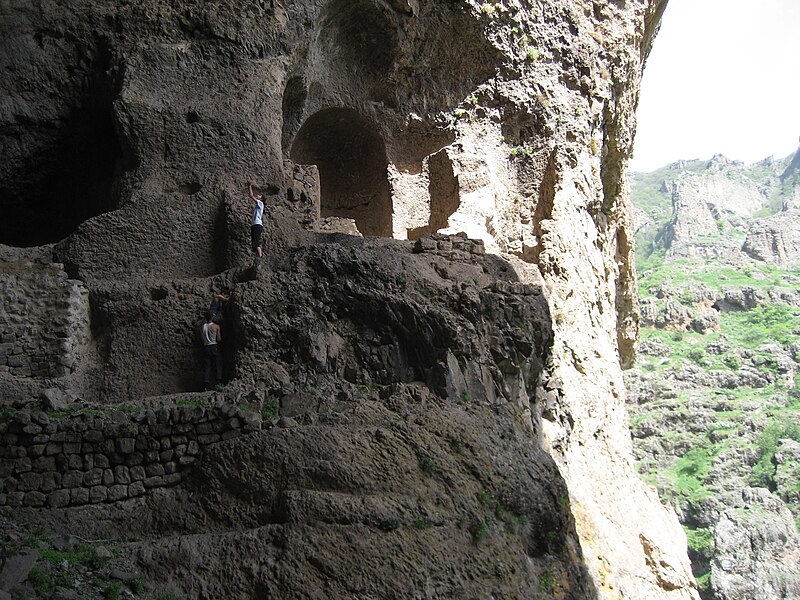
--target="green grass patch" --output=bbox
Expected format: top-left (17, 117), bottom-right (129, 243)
top-left (667, 446), bottom-right (717, 504)
top-left (696, 571), bottom-right (711, 592)
top-left (750, 419), bottom-right (800, 489)
top-left (685, 526), bottom-right (714, 554)
top-left (720, 305), bottom-right (800, 349)
top-left (41, 543), bottom-right (108, 570)
top-left (638, 327), bottom-right (720, 371)
top-left (261, 396), bottom-right (279, 420)
top-left (638, 258), bottom-right (800, 298)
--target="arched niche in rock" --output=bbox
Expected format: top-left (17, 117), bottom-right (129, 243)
top-left (427, 150), bottom-right (460, 233)
top-left (290, 107), bottom-right (392, 237)
top-left (406, 149), bottom-right (460, 240)
top-left (281, 76), bottom-right (308, 154)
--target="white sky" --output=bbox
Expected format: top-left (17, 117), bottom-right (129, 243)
top-left (630, 0), bottom-right (800, 172)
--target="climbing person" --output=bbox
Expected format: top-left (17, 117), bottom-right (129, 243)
top-left (201, 310), bottom-right (222, 391)
top-left (249, 182), bottom-right (265, 258)
top-left (209, 287), bottom-right (231, 322)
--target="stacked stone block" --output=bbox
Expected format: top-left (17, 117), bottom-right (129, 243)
top-left (413, 232), bottom-right (486, 263)
top-left (0, 403), bottom-right (261, 508)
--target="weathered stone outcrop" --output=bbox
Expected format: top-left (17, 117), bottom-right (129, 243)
top-left (664, 163), bottom-right (767, 261)
top-left (711, 488), bottom-right (800, 600)
top-left (742, 208), bottom-right (800, 268)
top-left (0, 1), bottom-right (698, 598)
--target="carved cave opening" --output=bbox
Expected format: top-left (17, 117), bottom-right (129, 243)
top-left (428, 151), bottom-right (460, 232)
top-left (281, 76), bottom-right (308, 154)
top-left (0, 108), bottom-right (123, 248)
top-left (290, 108), bottom-right (392, 237)
top-left (0, 42), bottom-right (128, 248)
top-left (407, 149), bottom-right (460, 240)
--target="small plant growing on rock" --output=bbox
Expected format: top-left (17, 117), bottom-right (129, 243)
top-left (538, 569), bottom-right (557, 592)
top-left (130, 572), bottom-right (144, 593)
top-left (448, 435), bottom-right (465, 454)
top-left (28, 567), bottom-right (56, 597)
top-left (504, 513), bottom-right (528, 533)
top-left (413, 518), bottom-right (431, 530)
top-left (262, 396), bottom-right (279, 420)
top-left (104, 580), bottom-right (124, 600)
top-left (419, 456), bottom-right (436, 475)
top-left (472, 519), bottom-right (491, 542)
top-left (509, 145), bottom-right (534, 158)
top-left (722, 354), bottom-right (740, 371)
top-left (687, 349), bottom-right (707, 366)
top-left (525, 46), bottom-right (540, 61)
top-left (479, 489), bottom-right (496, 508)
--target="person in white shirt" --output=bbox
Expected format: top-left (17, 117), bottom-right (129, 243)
top-left (248, 182), bottom-right (265, 257)
top-left (201, 311), bottom-right (222, 391)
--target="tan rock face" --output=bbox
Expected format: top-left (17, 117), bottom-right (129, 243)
top-left (0, 0), bottom-right (700, 598)
top-left (743, 208), bottom-right (800, 267)
top-left (665, 169), bottom-right (767, 261)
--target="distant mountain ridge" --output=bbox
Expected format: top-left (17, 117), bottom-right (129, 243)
top-left (632, 148), bottom-right (800, 272)
top-left (627, 149), bottom-right (800, 599)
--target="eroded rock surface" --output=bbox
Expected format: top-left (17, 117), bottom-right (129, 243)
top-left (0, 1), bottom-right (698, 598)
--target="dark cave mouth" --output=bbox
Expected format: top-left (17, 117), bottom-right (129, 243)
top-left (0, 102), bottom-right (122, 247)
top-left (1, 33), bottom-right (130, 249)
top-left (0, 103), bottom-right (124, 248)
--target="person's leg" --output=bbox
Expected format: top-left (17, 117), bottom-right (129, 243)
top-left (251, 225), bottom-right (263, 257)
top-left (202, 347), bottom-right (212, 390)
top-left (213, 345), bottom-right (223, 384)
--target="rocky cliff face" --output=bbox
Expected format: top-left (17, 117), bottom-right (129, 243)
top-left (0, 1), bottom-right (698, 598)
top-left (629, 154), bottom-right (800, 599)
top-left (664, 157), bottom-right (767, 262)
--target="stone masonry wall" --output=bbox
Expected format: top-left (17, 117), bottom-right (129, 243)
top-left (412, 232), bottom-right (486, 262)
top-left (0, 401), bottom-right (261, 509)
top-left (0, 261), bottom-right (89, 379)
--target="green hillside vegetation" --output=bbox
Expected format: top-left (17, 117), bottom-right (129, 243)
top-left (632, 154), bottom-right (798, 273)
top-left (631, 161), bottom-right (703, 271)
top-left (628, 151), bottom-right (800, 596)
top-left (639, 261), bottom-right (800, 297)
